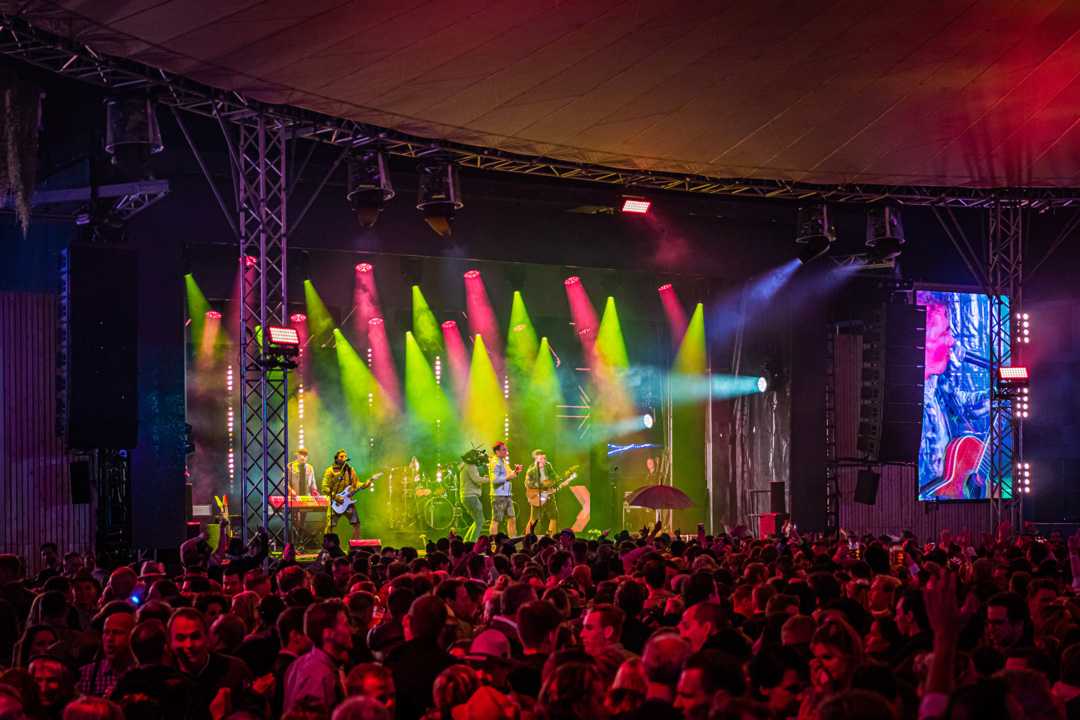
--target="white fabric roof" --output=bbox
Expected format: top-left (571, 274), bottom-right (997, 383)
top-left (19, 0), bottom-right (1080, 187)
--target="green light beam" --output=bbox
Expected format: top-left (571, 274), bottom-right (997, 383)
top-left (507, 291), bottom-right (539, 379)
top-left (333, 328), bottom-right (380, 421)
top-left (411, 285), bottom-right (443, 358)
top-left (405, 330), bottom-right (454, 429)
top-left (465, 334), bottom-right (507, 445)
top-left (185, 273), bottom-right (210, 344)
top-left (673, 303), bottom-right (706, 375)
top-left (304, 279), bottom-right (335, 343)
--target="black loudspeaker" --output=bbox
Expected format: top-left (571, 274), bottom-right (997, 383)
top-left (65, 246), bottom-right (138, 448)
top-left (70, 459), bottom-right (92, 504)
top-left (770, 481), bottom-right (786, 513)
top-left (854, 469), bottom-right (881, 505)
top-left (859, 303), bottom-right (925, 462)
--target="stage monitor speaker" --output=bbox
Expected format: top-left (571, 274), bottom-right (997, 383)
top-left (758, 512), bottom-right (789, 537)
top-left (70, 459), bottom-right (91, 505)
top-left (855, 469), bottom-right (881, 505)
top-left (859, 303), bottom-right (925, 462)
top-left (65, 246), bottom-right (138, 449)
top-left (770, 481), bottom-right (787, 513)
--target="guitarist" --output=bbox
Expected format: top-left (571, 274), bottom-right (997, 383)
top-left (525, 449), bottom-right (561, 536)
top-left (322, 449), bottom-right (370, 540)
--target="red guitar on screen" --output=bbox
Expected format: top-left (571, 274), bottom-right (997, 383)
top-left (924, 432), bottom-right (991, 499)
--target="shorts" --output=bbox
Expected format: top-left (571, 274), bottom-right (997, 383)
top-left (529, 499), bottom-right (558, 526)
top-left (491, 496), bottom-right (515, 522)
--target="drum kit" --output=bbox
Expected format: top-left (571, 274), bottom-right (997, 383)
top-left (387, 462), bottom-right (462, 532)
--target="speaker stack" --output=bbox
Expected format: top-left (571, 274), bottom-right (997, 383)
top-left (62, 245), bottom-right (139, 449)
top-left (859, 303), bottom-right (926, 464)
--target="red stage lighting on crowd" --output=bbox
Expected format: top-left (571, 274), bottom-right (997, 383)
top-left (999, 366), bottom-right (1030, 383)
top-left (267, 326), bottom-right (300, 346)
top-left (464, 269), bottom-right (481, 280)
top-left (290, 313), bottom-right (307, 324)
top-left (621, 197), bottom-right (651, 215)
top-left (565, 276), bottom-right (581, 287)
top-left (356, 262), bottom-right (373, 273)
top-left (205, 310), bottom-right (222, 320)
top-left (441, 320), bottom-right (457, 329)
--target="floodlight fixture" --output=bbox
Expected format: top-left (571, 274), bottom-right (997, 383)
top-left (417, 155), bottom-right (463, 237)
top-left (621, 197), bottom-right (651, 215)
top-left (347, 150), bottom-right (395, 228)
top-left (795, 205), bottom-right (835, 263)
top-left (866, 205), bottom-right (906, 260)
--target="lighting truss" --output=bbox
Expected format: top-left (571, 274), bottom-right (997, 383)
top-left (985, 203), bottom-right (1023, 531)
top-left (3, 14), bottom-right (1080, 209)
top-left (931, 201), bottom-right (1025, 532)
top-left (235, 116), bottom-right (291, 548)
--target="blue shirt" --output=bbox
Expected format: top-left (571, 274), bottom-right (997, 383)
top-left (491, 457), bottom-right (513, 497)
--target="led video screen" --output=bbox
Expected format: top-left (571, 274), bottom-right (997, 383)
top-left (917, 290), bottom-right (1012, 501)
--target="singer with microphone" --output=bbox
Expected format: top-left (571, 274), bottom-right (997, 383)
top-left (322, 449), bottom-right (367, 540)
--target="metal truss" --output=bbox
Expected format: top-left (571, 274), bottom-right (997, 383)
top-left (986, 204), bottom-right (1023, 531)
top-left (0, 179), bottom-right (169, 223)
top-left (234, 116), bottom-right (290, 548)
top-left (932, 202), bottom-right (1025, 532)
top-left (3, 13), bottom-right (1080, 209)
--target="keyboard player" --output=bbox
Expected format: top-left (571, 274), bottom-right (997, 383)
top-left (287, 448), bottom-right (320, 546)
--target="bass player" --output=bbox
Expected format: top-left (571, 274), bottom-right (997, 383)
top-left (322, 449), bottom-right (372, 540)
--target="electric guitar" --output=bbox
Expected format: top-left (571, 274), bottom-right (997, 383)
top-left (330, 472), bottom-right (382, 515)
top-left (526, 466), bottom-right (579, 507)
top-left (923, 433), bottom-right (991, 499)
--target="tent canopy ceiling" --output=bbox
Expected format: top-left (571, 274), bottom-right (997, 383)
top-left (15, 0), bottom-right (1080, 188)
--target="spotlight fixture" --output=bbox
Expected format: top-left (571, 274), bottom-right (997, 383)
top-left (795, 205), bottom-right (835, 263)
top-left (346, 150), bottom-right (395, 228)
top-left (1015, 312), bottom-right (1031, 345)
top-left (416, 155), bottom-right (462, 237)
top-left (464, 269), bottom-right (481, 280)
top-left (865, 205), bottom-right (906, 260)
top-left (998, 366), bottom-right (1030, 384)
top-left (205, 310), bottom-right (222, 320)
top-left (1017, 462), bottom-right (1032, 494)
top-left (757, 377), bottom-right (769, 393)
top-left (104, 95), bottom-right (163, 178)
top-left (356, 262), bottom-right (373, 274)
top-left (244, 255), bottom-right (257, 269)
top-left (369, 317), bottom-right (384, 327)
top-left (264, 326), bottom-right (300, 369)
top-left (441, 320), bottom-right (457, 330)
top-left (621, 196), bottom-right (651, 215)
top-left (564, 276), bottom-right (581, 287)
top-left (642, 413), bottom-right (655, 429)
top-left (290, 313), bottom-right (307, 323)
top-left (658, 283), bottom-right (673, 293)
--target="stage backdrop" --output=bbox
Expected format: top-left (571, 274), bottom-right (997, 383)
top-left (184, 250), bottom-right (716, 539)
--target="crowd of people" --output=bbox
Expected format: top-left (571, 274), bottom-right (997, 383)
top-left (1, 519), bottom-right (1079, 720)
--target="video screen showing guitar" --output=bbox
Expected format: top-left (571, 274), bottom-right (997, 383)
top-left (916, 290), bottom-right (1012, 501)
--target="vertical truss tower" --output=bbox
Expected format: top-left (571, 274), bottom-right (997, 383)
top-left (986, 202), bottom-right (1024, 531)
top-left (235, 115), bottom-right (290, 546)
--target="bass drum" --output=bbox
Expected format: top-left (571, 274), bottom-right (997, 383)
top-left (420, 497), bottom-right (455, 531)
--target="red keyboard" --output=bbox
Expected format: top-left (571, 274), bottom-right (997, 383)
top-left (269, 495), bottom-right (328, 510)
